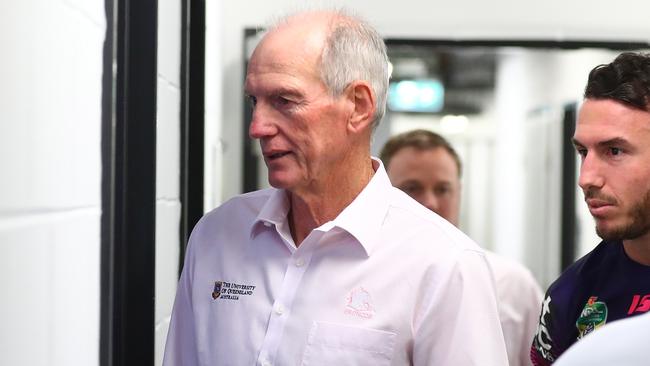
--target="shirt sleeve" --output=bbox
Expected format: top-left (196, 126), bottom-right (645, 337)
top-left (162, 244), bottom-right (199, 366)
top-left (412, 249), bottom-right (509, 366)
top-left (510, 270), bottom-right (544, 366)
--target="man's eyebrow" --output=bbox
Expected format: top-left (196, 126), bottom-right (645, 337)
top-left (397, 179), bottom-right (422, 186)
top-left (243, 87), bottom-right (303, 98)
top-left (272, 87), bottom-right (303, 97)
top-left (596, 137), bottom-right (630, 148)
top-left (571, 137), bottom-right (631, 148)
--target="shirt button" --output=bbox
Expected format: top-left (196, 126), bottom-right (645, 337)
top-left (275, 304), bottom-right (284, 315)
top-left (263, 222), bottom-right (272, 227)
top-left (295, 258), bottom-right (305, 267)
top-left (261, 358), bottom-right (271, 366)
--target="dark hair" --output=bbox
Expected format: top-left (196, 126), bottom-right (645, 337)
top-left (380, 129), bottom-right (462, 177)
top-left (584, 52), bottom-right (650, 111)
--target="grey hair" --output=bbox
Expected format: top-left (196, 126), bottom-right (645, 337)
top-left (267, 9), bottom-right (390, 129)
top-left (320, 13), bottom-right (390, 129)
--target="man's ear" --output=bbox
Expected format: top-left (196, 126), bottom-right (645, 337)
top-left (345, 81), bottom-right (376, 133)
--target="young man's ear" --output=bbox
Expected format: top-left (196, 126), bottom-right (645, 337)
top-left (345, 81), bottom-right (376, 133)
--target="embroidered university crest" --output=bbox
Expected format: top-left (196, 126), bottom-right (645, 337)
top-left (212, 281), bottom-right (223, 299)
top-left (211, 280), bottom-right (257, 301)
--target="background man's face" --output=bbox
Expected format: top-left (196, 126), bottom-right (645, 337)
top-left (386, 146), bottom-right (461, 226)
top-left (574, 98), bottom-right (650, 241)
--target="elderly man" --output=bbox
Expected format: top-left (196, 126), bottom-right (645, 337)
top-left (164, 9), bottom-right (507, 365)
top-left (380, 129), bottom-right (544, 366)
top-left (531, 52), bottom-right (650, 365)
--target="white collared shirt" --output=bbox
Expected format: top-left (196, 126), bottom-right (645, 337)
top-left (163, 159), bottom-right (508, 366)
top-left (486, 252), bottom-right (543, 366)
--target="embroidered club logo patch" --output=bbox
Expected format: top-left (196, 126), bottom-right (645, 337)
top-left (344, 287), bottom-right (375, 319)
top-left (576, 296), bottom-right (608, 339)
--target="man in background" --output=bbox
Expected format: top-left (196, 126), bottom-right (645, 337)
top-left (164, 9), bottom-right (508, 365)
top-left (381, 129), bottom-right (543, 366)
top-left (531, 52), bottom-right (650, 365)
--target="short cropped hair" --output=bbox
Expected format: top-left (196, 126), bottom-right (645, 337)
top-left (380, 129), bottom-right (462, 177)
top-left (320, 13), bottom-right (390, 128)
top-left (584, 52), bottom-right (650, 111)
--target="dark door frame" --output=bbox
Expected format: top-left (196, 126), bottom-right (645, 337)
top-left (560, 103), bottom-right (577, 270)
top-left (179, 0), bottom-right (206, 271)
top-left (101, 0), bottom-right (158, 364)
top-left (101, 0), bottom-right (206, 363)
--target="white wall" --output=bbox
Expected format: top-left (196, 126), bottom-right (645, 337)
top-left (1, 1), bottom-right (183, 364)
top-left (155, 0), bottom-right (182, 365)
top-left (204, 1), bottom-right (225, 209)
top-left (214, 0), bottom-right (650, 205)
top-left (0, 1), bottom-right (105, 365)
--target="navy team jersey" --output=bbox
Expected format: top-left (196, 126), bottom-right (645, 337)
top-left (531, 240), bottom-right (650, 365)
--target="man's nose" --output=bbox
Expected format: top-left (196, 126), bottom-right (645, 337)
top-left (248, 106), bottom-right (277, 139)
top-left (578, 153), bottom-right (605, 192)
top-left (421, 191), bottom-right (440, 214)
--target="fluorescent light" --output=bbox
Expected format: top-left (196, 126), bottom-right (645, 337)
top-left (387, 79), bottom-right (444, 113)
top-left (440, 115), bottom-right (469, 134)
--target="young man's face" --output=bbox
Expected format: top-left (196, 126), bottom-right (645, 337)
top-left (573, 98), bottom-right (650, 241)
top-left (386, 146), bottom-right (461, 226)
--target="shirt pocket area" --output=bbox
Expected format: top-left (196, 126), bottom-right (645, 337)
top-left (300, 321), bottom-right (397, 366)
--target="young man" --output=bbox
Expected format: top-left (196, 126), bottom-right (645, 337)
top-left (163, 9), bottom-right (508, 365)
top-left (531, 52), bottom-right (650, 365)
top-left (381, 129), bottom-right (543, 366)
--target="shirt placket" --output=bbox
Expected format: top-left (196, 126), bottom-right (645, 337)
top-left (256, 229), bottom-right (324, 366)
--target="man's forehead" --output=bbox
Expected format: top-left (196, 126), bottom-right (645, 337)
top-left (578, 99), bottom-right (650, 124)
top-left (575, 98), bottom-right (650, 143)
top-left (245, 37), bottom-right (324, 91)
top-left (245, 57), bottom-right (322, 92)
top-left (392, 147), bottom-right (459, 173)
top-left (250, 28), bottom-right (323, 66)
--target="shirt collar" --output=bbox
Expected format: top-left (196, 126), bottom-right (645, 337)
top-left (250, 157), bottom-right (391, 256)
top-left (332, 157), bottom-right (391, 256)
top-left (250, 188), bottom-right (290, 239)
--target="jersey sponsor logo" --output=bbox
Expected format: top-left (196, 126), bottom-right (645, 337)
top-left (211, 280), bottom-right (256, 301)
top-left (344, 287), bottom-right (375, 319)
top-left (627, 294), bottom-right (650, 315)
top-left (533, 295), bottom-right (556, 362)
top-left (576, 296), bottom-right (608, 339)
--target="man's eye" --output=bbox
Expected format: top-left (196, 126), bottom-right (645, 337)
top-left (401, 185), bottom-right (421, 195)
top-left (575, 148), bottom-right (587, 158)
top-left (275, 96), bottom-right (292, 107)
top-left (434, 187), bottom-right (450, 196)
top-left (610, 147), bottom-right (621, 156)
top-left (247, 95), bottom-right (257, 106)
